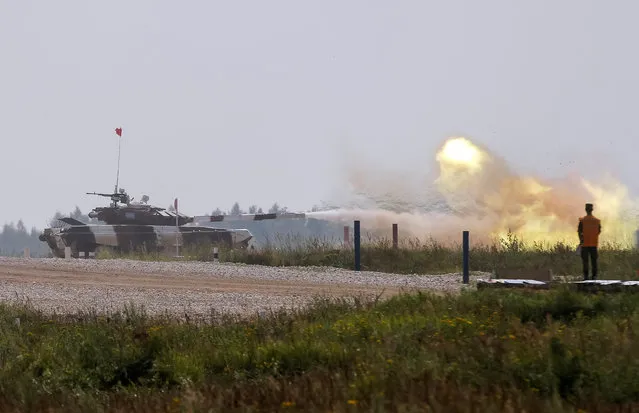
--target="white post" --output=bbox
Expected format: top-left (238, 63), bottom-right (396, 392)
top-left (23, 247), bottom-right (30, 258)
top-left (213, 247), bottom-right (219, 262)
top-left (175, 197), bottom-right (179, 257)
top-left (64, 246), bottom-right (71, 259)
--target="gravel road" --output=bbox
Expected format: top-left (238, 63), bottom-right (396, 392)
top-left (0, 257), bottom-right (484, 318)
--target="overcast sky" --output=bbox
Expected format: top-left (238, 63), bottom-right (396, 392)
top-left (1, 0), bottom-right (637, 229)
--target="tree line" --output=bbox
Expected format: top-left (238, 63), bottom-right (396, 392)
top-left (0, 220), bottom-right (47, 257)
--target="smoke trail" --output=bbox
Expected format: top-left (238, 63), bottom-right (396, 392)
top-left (313, 137), bottom-right (639, 247)
top-left (307, 208), bottom-right (495, 245)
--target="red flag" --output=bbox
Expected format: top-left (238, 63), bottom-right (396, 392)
top-left (115, 127), bottom-right (122, 137)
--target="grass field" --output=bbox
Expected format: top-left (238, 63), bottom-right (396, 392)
top-left (99, 232), bottom-right (639, 280)
top-left (2, 287), bottom-right (639, 412)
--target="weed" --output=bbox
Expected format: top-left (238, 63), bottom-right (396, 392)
top-left (1, 289), bottom-right (639, 411)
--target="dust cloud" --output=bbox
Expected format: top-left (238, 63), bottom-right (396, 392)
top-left (308, 137), bottom-right (639, 248)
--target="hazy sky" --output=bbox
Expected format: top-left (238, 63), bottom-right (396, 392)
top-left (2, 1), bottom-right (638, 230)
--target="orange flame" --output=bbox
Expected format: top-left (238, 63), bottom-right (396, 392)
top-left (435, 137), bottom-right (639, 247)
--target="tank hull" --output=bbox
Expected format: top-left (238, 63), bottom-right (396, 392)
top-left (39, 224), bottom-right (252, 258)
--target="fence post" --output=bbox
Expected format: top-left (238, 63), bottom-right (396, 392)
top-left (392, 224), bottom-right (398, 249)
top-left (354, 220), bottom-right (361, 271)
top-left (343, 225), bottom-right (350, 247)
top-left (23, 247), bottom-right (30, 258)
top-left (213, 247), bottom-right (219, 262)
top-left (463, 230), bottom-right (469, 284)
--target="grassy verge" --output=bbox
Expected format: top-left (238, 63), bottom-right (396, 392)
top-left (2, 288), bottom-right (639, 411)
top-left (97, 232), bottom-right (639, 279)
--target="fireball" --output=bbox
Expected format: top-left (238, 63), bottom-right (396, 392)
top-left (434, 136), bottom-right (639, 247)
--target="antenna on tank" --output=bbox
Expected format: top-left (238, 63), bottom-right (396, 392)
top-left (114, 127), bottom-right (123, 193)
top-left (85, 127), bottom-right (128, 208)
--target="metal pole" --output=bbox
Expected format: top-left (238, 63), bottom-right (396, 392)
top-left (392, 223), bottom-right (398, 249)
top-left (354, 220), bottom-right (361, 271)
top-left (463, 230), bottom-right (469, 284)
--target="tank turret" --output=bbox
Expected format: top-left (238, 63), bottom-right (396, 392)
top-left (86, 189), bottom-right (193, 226)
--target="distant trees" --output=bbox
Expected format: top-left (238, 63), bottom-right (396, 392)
top-left (268, 202), bottom-right (288, 214)
top-left (47, 205), bottom-right (98, 228)
top-left (230, 202), bottom-right (243, 216)
top-left (208, 202), bottom-right (287, 216)
top-left (0, 220), bottom-right (48, 257)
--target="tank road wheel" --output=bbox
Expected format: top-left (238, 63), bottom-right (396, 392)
top-left (69, 241), bottom-right (95, 258)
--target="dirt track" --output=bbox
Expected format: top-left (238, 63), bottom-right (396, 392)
top-left (0, 258), bottom-right (475, 318)
top-left (0, 262), bottom-right (406, 296)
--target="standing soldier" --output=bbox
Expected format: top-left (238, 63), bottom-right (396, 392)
top-left (578, 203), bottom-right (601, 280)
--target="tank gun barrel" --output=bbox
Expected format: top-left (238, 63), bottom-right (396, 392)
top-left (86, 191), bottom-right (130, 205)
top-left (191, 212), bottom-right (306, 224)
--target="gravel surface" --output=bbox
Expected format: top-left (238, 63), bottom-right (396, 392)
top-left (0, 257), bottom-right (487, 319)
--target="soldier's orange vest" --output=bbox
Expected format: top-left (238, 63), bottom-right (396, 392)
top-left (580, 215), bottom-right (601, 247)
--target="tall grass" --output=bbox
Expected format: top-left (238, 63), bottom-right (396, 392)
top-left (2, 288), bottom-right (639, 411)
top-left (98, 231), bottom-right (639, 279)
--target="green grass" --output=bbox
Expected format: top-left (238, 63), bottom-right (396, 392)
top-left (2, 288), bottom-right (639, 412)
top-left (98, 232), bottom-right (639, 280)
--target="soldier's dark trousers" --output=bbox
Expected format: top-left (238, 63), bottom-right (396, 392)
top-left (581, 246), bottom-right (598, 280)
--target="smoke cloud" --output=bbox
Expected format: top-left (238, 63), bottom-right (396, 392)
top-left (309, 137), bottom-right (639, 248)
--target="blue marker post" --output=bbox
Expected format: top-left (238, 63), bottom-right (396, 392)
top-left (354, 220), bottom-right (361, 271)
top-left (462, 230), bottom-right (469, 284)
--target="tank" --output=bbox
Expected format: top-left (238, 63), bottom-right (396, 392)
top-left (39, 188), bottom-right (305, 258)
top-left (38, 129), bottom-right (306, 258)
